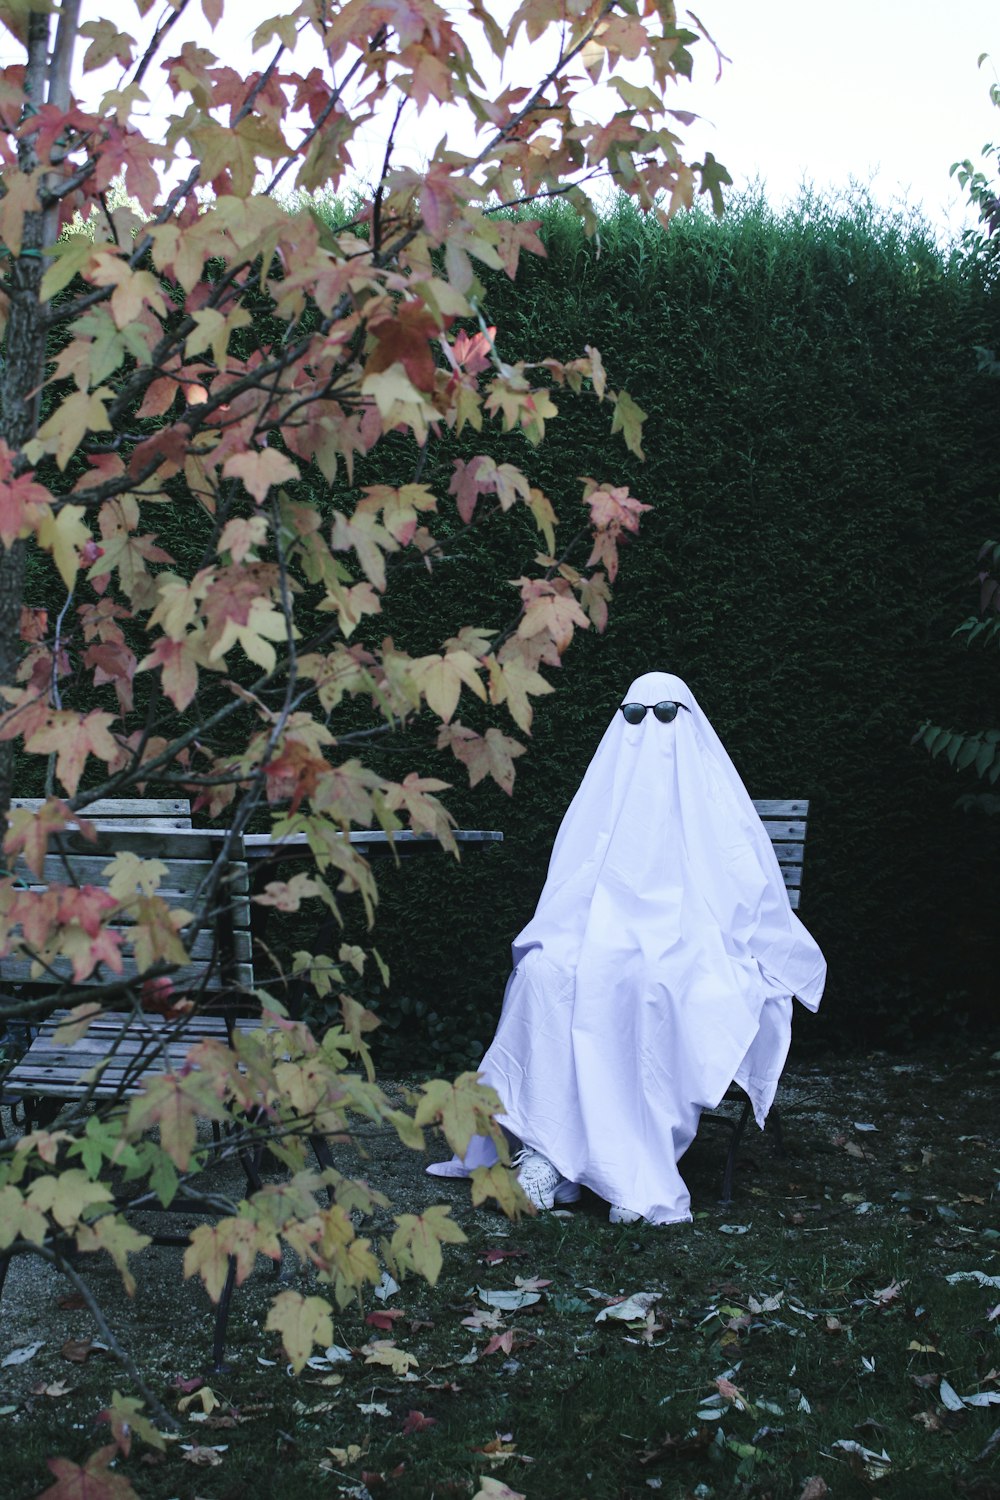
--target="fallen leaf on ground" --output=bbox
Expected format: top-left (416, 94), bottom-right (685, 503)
top-left (828, 1438), bottom-right (892, 1480)
top-left (60, 1338), bottom-right (96, 1364)
top-left (401, 1409), bottom-right (437, 1436)
top-left (595, 1292), bottom-right (662, 1323)
top-left (178, 1386), bottom-right (221, 1415)
top-left (181, 1444), bottom-right (226, 1466)
top-left (326, 1444), bottom-right (365, 1464)
top-left (472, 1478), bottom-right (526, 1500)
top-left (939, 1378), bottom-right (966, 1411)
top-left (869, 1279), bottom-right (908, 1306)
top-left (478, 1287), bottom-right (540, 1312)
top-left (366, 1310), bottom-right (405, 1331)
top-left (1, 1341), bottom-right (44, 1367)
top-left (363, 1340), bottom-right (419, 1376)
top-left (716, 1377), bottom-right (752, 1412)
top-left (483, 1331), bottom-right (517, 1357)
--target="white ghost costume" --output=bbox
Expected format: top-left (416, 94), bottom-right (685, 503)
top-left (427, 672), bottom-right (826, 1224)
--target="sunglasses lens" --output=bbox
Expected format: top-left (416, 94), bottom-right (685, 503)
top-left (621, 702), bottom-right (646, 724)
top-left (653, 701), bottom-right (679, 723)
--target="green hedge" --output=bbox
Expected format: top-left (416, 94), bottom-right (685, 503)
top-left (21, 191), bottom-right (1000, 1064)
top-left (348, 193), bottom-right (1000, 1065)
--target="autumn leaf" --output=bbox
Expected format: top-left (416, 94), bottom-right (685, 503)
top-left (488, 647), bottom-right (554, 733)
top-left (265, 1290), bottom-right (334, 1374)
top-left (401, 1409), bottom-right (437, 1435)
top-left (610, 387), bottom-right (647, 458)
top-left (35, 505), bottom-right (96, 589)
top-left (388, 1206), bottom-right (466, 1287)
top-left (472, 1477), bottom-right (526, 1500)
top-left (437, 722), bottom-right (527, 795)
top-left (470, 1165), bottom-right (532, 1220)
top-left (411, 649), bottom-right (486, 722)
top-left (2, 796), bottom-right (76, 879)
top-left (28, 1170), bottom-right (114, 1231)
top-left (0, 1183), bottom-right (49, 1249)
top-left (23, 708), bottom-right (119, 797)
top-left (97, 1391), bottom-right (166, 1458)
top-left (0, 441), bottom-right (51, 547)
top-left (38, 1444), bottom-right (140, 1500)
top-left (223, 449), bottom-right (300, 505)
top-left (135, 635), bottom-right (201, 711)
top-left (126, 1072), bottom-right (229, 1170)
top-left (75, 1216), bottom-right (151, 1297)
top-left (363, 1338), bottom-right (420, 1376)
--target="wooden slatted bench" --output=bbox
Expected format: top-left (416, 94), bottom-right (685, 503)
top-left (754, 798), bottom-right (808, 911)
top-left (702, 798), bottom-right (813, 1203)
top-left (1, 799), bottom-right (253, 1124)
top-left (0, 799), bottom-right (265, 1366)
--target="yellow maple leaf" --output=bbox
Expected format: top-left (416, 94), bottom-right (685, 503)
top-left (27, 1169), bottom-right (113, 1230)
top-left (102, 852), bottom-right (167, 902)
top-left (414, 1072), bottom-right (507, 1160)
top-left (126, 1072), bottom-right (228, 1170)
top-left (388, 1205), bottom-right (466, 1286)
top-left (0, 1183), bottom-right (49, 1249)
top-left (265, 1290), bottom-right (334, 1374)
top-left (35, 503), bottom-right (95, 588)
top-left (75, 1214), bottom-right (151, 1296)
top-left (362, 1338), bottom-right (420, 1375)
top-left (470, 1163), bottom-right (532, 1220)
top-left (36, 390), bottom-right (112, 471)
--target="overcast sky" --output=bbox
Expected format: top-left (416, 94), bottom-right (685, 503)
top-left (10, 1), bottom-right (998, 242)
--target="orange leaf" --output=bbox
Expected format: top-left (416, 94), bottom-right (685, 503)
top-left (39, 1444), bottom-right (139, 1499)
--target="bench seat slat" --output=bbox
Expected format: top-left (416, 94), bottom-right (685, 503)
top-left (3, 1013), bottom-right (261, 1098)
top-left (10, 855), bottom-right (250, 897)
top-left (3, 956), bottom-right (254, 990)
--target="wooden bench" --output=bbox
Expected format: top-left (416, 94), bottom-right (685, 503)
top-left (703, 798), bottom-right (812, 1203)
top-left (0, 798), bottom-right (260, 1367)
top-left (0, 801), bottom-right (505, 1364)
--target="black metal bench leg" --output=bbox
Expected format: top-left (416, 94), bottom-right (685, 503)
top-left (210, 1254), bottom-right (238, 1373)
top-left (309, 1133), bottom-right (338, 1206)
top-left (720, 1099), bottom-right (752, 1207)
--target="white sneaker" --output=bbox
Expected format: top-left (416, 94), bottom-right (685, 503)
top-left (512, 1149), bottom-right (580, 1209)
top-left (609, 1204), bottom-right (644, 1225)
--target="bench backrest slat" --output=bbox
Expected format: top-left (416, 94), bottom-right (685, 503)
top-left (2, 800), bottom-right (252, 997)
top-left (11, 797), bottom-right (193, 828)
top-left (752, 798), bottom-right (809, 911)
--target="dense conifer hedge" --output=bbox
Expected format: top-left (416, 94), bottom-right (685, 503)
top-left (355, 193), bottom-right (1000, 1064)
top-left (26, 192), bottom-right (998, 1062)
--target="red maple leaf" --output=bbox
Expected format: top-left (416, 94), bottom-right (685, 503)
top-left (401, 1409), bottom-right (437, 1436)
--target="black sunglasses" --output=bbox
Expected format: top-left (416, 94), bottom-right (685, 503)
top-left (619, 700), bottom-right (690, 725)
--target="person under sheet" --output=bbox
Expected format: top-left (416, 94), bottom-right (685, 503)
top-left (427, 671), bottom-right (826, 1225)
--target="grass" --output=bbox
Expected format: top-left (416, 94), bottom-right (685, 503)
top-left (2, 1046), bottom-right (999, 1499)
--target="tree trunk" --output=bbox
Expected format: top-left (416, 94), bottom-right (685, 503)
top-left (0, 11), bottom-right (71, 823)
